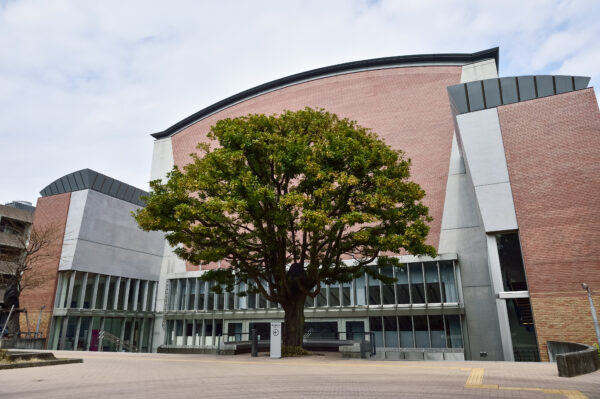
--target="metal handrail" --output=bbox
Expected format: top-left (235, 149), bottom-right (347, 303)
top-left (99, 330), bottom-right (138, 352)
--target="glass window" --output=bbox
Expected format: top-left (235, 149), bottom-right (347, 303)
top-left (71, 272), bottom-right (84, 308)
top-left (316, 283), bottom-right (327, 307)
top-left (369, 316), bottom-right (383, 347)
top-left (197, 281), bottom-right (205, 311)
top-left (305, 295), bottom-right (315, 308)
top-left (329, 284), bottom-right (341, 307)
top-left (136, 280), bottom-right (144, 311)
top-left (413, 315), bottom-right (429, 348)
top-left (168, 280), bottom-right (177, 311)
top-left (127, 279), bottom-right (137, 311)
top-left (409, 264), bottom-right (425, 304)
top-left (147, 281), bottom-right (156, 311)
top-left (207, 283), bottom-right (215, 310)
top-left (425, 263), bottom-right (441, 303)
top-left (383, 316), bottom-right (399, 348)
top-left (506, 298), bottom-right (540, 361)
top-left (228, 290), bottom-right (235, 310)
top-left (95, 275), bottom-right (106, 310)
top-left (178, 280), bottom-right (187, 310)
top-left (497, 233), bottom-right (529, 291)
top-left (380, 266), bottom-right (395, 305)
top-left (83, 274), bottom-right (94, 309)
top-left (367, 268), bottom-right (381, 306)
top-left (445, 315), bottom-right (463, 348)
top-left (346, 321), bottom-right (365, 341)
top-left (257, 292), bottom-right (266, 309)
top-left (395, 266), bottom-right (410, 304)
top-left (398, 316), bottom-right (414, 348)
top-left (117, 278), bottom-right (127, 310)
top-left (107, 277), bottom-right (118, 310)
top-left (249, 322), bottom-right (270, 341)
top-left (341, 282), bottom-right (351, 306)
top-left (355, 274), bottom-right (366, 306)
top-left (227, 322), bottom-right (243, 342)
top-left (440, 261), bottom-right (457, 303)
top-left (247, 285), bottom-right (256, 309)
top-left (429, 315), bottom-right (446, 348)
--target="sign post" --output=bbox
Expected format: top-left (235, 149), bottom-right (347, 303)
top-left (270, 322), bottom-right (281, 358)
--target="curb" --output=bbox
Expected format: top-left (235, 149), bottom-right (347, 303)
top-left (0, 358), bottom-right (83, 370)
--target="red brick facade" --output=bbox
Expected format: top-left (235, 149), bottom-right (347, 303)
top-left (19, 193), bottom-right (71, 341)
top-left (498, 89), bottom-right (600, 360)
top-left (171, 66), bottom-right (462, 264)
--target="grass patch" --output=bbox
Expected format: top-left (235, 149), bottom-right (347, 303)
top-left (282, 345), bottom-right (312, 357)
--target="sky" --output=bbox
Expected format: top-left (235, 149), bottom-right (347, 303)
top-left (1, 0), bottom-right (599, 205)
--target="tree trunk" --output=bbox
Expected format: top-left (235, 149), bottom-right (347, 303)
top-left (2, 280), bottom-right (20, 337)
top-left (282, 296), bottom-right (305, 348)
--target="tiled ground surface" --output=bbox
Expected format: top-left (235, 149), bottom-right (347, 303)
top-left (1, 351), bottom-right (599, 398)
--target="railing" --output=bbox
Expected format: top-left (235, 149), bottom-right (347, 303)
top-left (99, 330), bottom-right (138, 352)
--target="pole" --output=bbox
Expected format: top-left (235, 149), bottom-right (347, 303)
top-left (35, 305), bottom-right (46, 338)
top-left (251, 328), bottom-right (258, 357)
top-left (24, 308), bottom-right (31, 338)
top-left (0, 305), bottom-right (15, 339)
top-left (583, 284), bottom-right (600, 344)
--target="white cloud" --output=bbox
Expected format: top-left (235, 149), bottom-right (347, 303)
top-left (0, 0), bottom-right (598, 204)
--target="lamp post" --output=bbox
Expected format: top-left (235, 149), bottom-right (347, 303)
top-left (581, 283), bottom-right (600, 344)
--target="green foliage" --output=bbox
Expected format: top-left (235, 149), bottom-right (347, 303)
top-left (281, 345), bottom-right (311, 357)
top-left (593, 343), bottom-right (600, 359)
top-left (135, 108), bottom-right (436, 305)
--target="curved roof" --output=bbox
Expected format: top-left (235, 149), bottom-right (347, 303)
top-left (40, 169), bottom-right (148, 207)
top-left (151, 48), bottom-right (500, 139)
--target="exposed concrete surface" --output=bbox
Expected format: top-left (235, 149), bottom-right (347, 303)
top-left (1, 351), bottom-right (599, 398)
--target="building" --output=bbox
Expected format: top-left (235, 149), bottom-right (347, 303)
top-left (20, 48), bottom-right (600, 361)
top-left (0, 202), bottom-right (34, 335)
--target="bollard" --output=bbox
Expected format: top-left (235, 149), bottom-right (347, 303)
top-left (251, 328), bottom-right (258, 357)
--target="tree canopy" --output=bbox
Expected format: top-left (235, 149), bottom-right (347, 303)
top-left (135, 108), bottom-right (436, 347)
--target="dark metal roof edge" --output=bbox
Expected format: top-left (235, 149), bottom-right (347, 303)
top-left (39, 169), bottom-right (149, 206)
top-left (151, 48), bottom-right (500, 139)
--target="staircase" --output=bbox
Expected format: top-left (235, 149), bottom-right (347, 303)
top-left (98, 330), bottom-right (138, 352)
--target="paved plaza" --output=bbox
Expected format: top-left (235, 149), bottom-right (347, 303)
top-left (1, 351), bottom-right (599, 398)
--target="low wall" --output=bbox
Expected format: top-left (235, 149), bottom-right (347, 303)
top-left (547, 341), bottom-right (600, 377)
top-left (0, 338), bottom-right (46, 350)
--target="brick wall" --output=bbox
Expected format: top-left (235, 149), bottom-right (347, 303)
top-left (498, 89), bottom-right (600, 360)
top-left (171, 66), bottom-right (462, 267)
top-left (19, 193), bottom-right (71, 342)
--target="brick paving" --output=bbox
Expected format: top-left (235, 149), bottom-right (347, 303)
top-left (1, 351), bottom-right (599, 398)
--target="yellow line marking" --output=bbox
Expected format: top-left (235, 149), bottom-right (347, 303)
top-left (464, 367), bottom-right (588, 399)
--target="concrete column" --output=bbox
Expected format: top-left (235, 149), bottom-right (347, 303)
top-left (102, 276), bottom-right (111, 310)
top-left (85, 318), bottom-right (94, 351)
top-left (65, 271), bottom-right (76, 309)
top-left (132, 279), bottom-right (141, 311)
top-left (123, 278), bottom-right (131, 311)
top-left (98, 317), bottom-right (105, 352)
top-left (73, 317), bottom-right (82, 350)
top-left (59, 317), bottom-right (69, 350)
top-left (118, 318), bottom-right (126, 351)
top-left (142, 280), bottom-right (149, 312)
top-left (139, 318), bottom-right (146, 352)
top-left (113, 277), bottom-right (121, 310)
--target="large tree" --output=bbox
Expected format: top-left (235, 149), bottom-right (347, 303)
top-left (135, 108), bottom-right (435, 350)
